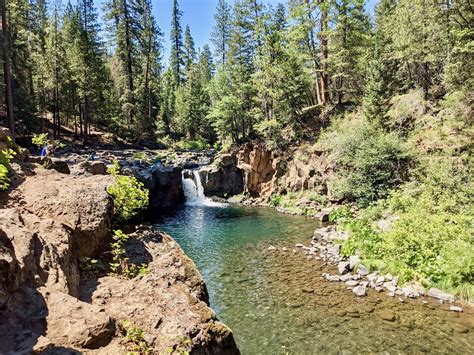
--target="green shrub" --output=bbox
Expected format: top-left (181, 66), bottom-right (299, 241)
top-left (110, 229), bottom-right (130, 274)
top-left (31, 133), bottom-right (49, 148)
top-left (338, 156), bottom-right (473, 300)
top-left (0, 149), bottom-right (15, 191)
top-left (175, 139), bottom-right (210, 151)
top-left (121, 320), bottom-right (152, 354)
top-left (133, 151), bottom-right (147, 162)
top-left (329, 205), bottom-right (353, 223)
top-left (269, 194), bottom-right (283, 207)
top-left (318, 113), bottom-right (411, 207)
top-left (107, 161), bottom-right (149, 221)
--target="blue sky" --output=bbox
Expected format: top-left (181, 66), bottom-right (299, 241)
top-left (95, 0), bottom-right (378, 62)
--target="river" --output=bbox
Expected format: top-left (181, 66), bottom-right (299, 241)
top-left (153, 173), bottom-right (473, 354)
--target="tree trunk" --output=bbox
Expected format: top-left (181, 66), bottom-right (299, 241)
top-left (122, 0), bottom-right (135, 124)
top-left (1, 0), bottom-right (14, 136)
top-left (320, 0), bottom-right (329, 105)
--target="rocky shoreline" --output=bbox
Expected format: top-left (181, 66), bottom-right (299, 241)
top-left (290, 223), bottom-right (467, 311)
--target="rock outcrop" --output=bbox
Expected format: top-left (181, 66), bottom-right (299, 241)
top-left (80, 226), bottom-right (238, 354)
top-left (200, 142), bottom-right (333, 204)
top-left (199, 154), bottom-right (244, 197)
top-left (0, 153), bottom-right (238, 353)
top-left (136, 164), bottom-right (185, 211)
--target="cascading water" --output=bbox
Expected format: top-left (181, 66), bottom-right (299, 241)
top-left (182, 170), bottom-right (226, 207)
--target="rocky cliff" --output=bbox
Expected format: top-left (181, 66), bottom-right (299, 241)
top-left (200, 142), bottom-right (333, 206)
top-left (0, 134), bottom-right (238, 353)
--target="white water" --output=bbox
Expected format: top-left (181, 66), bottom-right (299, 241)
top-left (182, 170), bottom-right (226, 207)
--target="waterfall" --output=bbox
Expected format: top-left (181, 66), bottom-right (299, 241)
top-left (182, 170), bottom-right (226, 207)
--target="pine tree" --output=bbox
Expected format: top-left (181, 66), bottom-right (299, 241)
top-left (328, 0), bottom-right (370, 104)
top-left (184, 25), bottom-right (196, 74)
top-left (211, 0), bottom-right (232, 66)
top-left (169, 0), bottom-right (184, 84)
top-left (135, 0), bottom-right (163, 137)
top-left (1, 0), bottom-right (14, 134)
top-left (30, 0), bottom-right (49, 132)
top-left (198, 44), bottom-right (214, 84)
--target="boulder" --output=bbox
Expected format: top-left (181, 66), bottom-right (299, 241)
top-left (349, 255), bottom-right (360, 270)
top-left (318, 208), bottom-right (333, 222)
top-left (352, 285), bottom-right (367, 297)
top-left (80, 161), bottom-right (108, 175)
top-left (140, 165), bottom-right (185, 211)
top-left (46, 158), bottom-right (71, 174)
top-left (43, 291), bottom-right (115, 349)
top-left (428, 288), bottom-right (455, 302)
top-left (199, 155), bottom-right (244, 198)
top-left (338, 261), bottom-right (350, 275)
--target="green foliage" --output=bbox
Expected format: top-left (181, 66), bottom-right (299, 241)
top-left (166, 336), bottom-right (192, 355)
top-left (0, 149), bottom-right (16, 191)
top-left (329, 205), bottom-right (353, 223)
top-left (338, 156), bottom-right (473, 300)
top-left (175, 139), bottom-right (210, 151)
top-left (31, 133), bottom-right (49, 148)
top-left (318, 113), bottom-right (411, 207)
top-left (79, 257), bottom-right (106, 273)
top-left (107, 161), bottom-right (149, 221)
top-left (269, 194), bottom-right (282, 207)
top-left (121, 320), bottom-right (152, 354)
top-left (110, 229), bottom-right (130, 274)
top-left (133, 151), bottom-right (147, 162)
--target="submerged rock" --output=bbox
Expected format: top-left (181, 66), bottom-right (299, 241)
top-left (428, 288), bottom-right (455, 302)
top-left (450, 306), bottom-right (463, 313)
top-left (352, 285), bottom-right (367, 297)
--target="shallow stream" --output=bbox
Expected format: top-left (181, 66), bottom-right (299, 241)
top-left (155, 204), bottom-right (473, 354)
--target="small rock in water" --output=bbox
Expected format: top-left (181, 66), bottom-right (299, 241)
top-left (295, 243), bottom-right (304, 248)
top-left (282, 247), bottom-right (288, 252)
top-left (346, 280), bottom-right (359, 287)
top-left (352, 285), bottom-right (367, 297)
top-left (339, 273), bottom-right (352, 282)
top-left (398, 297), bottom-right (405, 303)
top-left (384, 282), bottom-right (397, 293)
top-left (268, 246), bottom-right (276, 251)
top-left (428, 288), bottom-right (455, 302)
top-left (449, 306), bottom-right (463, 313)
top-left (388, 292), bottom-right (395, 297)
top-left (338, 261), bottom-right (350, 275)
top-left (379, 310), bottom-right (396, 322)
top-left (302, 288), bottom-right (315, 294)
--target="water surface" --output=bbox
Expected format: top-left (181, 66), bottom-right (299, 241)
top-left (155, 205), bottom-right (473, 354)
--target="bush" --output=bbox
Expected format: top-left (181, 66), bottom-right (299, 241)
top-left (107, 161), bottom-right (149, 221)
top-left (0, 149), bottom-right (15, 191)
top-left (175, 139), bottom-right (210, 151)
top-left (31, 133), bottom-right (49, 148)
top-left (338, 157), bottom-right (473, 300)
top-left (318, 113), bottom-right (411, 207)
top-left (269, 194), bottom-right (283, 207)
top-left (329, 205), bottom-right (353, 223)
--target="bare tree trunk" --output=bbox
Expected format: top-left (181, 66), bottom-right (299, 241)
top-left (320, 0), bottom-right (329, 105)
top-left (1, 0), bottom-right (14, 136)
top-left (122, 0), bottom-right (135, 124)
